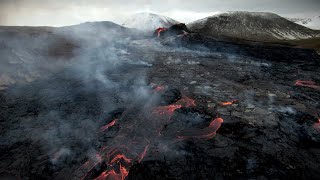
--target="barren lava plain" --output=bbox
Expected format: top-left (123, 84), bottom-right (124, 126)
top-left (0, 26), bottom-right (320, 179)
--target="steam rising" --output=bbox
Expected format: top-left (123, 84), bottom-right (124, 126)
top-left (1, 12), bottom-right (320, 179)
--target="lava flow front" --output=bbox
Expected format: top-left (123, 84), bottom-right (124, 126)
top-left (95, 164), bottom-right (128, 180)
top-left (177, 118), bottom-right (224, 140)
top-left (153, 104), bottom-right (182, 116)
top-left (81, 148), bottom-right (133, 180)
top-left (153, 96), bottom-right (196, 117)
top-left (220, 100), bottom-right (238, 106)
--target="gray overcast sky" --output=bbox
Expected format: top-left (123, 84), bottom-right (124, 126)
top-left (0, 0), bottom-right (319, 26)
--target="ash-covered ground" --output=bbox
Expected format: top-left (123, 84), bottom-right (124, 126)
top-left (0, 26), bottom-right (320, 180)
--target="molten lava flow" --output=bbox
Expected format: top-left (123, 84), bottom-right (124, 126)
top-left (208, 118), bottom-right (224, 128)
top-left (94, 165), bottom-right (128, 180)
top-left (294, 80), bottom-right (320, 90)
top-left (119, 164), bottom-right (129, 179)
top-left (87, 152), bottom-right (132, 180)
top-left (155, 27), bottom-right (168, 37)
top-left (176, 96), bottom-right (196, 107)
top-left (138, 145), bottom-right (149, 163)
top-left (314, 119), bottom-right (320, 133)
top-left (99, 119), bottom-right (118, 132)
top-left (153, 104), bottom-right (182, 116)
top-left (153, 96), bottom-right (196, 117)
top-left (177, 118), bottom-right (224, 140)
top-left (220, 100), bottom-right (238, 106)
top-left (110, 154), bottom-right (131, 164)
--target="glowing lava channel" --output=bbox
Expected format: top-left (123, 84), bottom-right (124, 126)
top-left (86, 151), bottom-right (132, 180)
top-left (153, 96), bottom-right (196, 117)
top-left (177, 118), bottom-right (224, 140)
top-left (220, 100), bottom-right (238, 106)
top-left (153, 104), bottom-right (182, 116)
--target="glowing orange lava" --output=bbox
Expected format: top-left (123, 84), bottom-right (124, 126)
top-left (94, 165), bottom-right (128, 180)
top-left (208, 118), bottom-right (224, 128)
top-left (88, 152), bottom-right (131, 180)
top-left (153, 104), bottom-right (182, 116)
top-left (110, 154), bottom-right (131, 164)
top-left (220, 100), bottom-right (238, 106)
top-left (294, 80), bottom-right (320, 90)
top-left (153, 96), bottom-right (196, 117)
top-left (177, 118), bottom-right (224, 140)
top-left (314, 119), bottom-right (320, 133)
top-left (119, 164), bottom-right (129, 179)
top-left (99, 119), bottom-right (118, 132)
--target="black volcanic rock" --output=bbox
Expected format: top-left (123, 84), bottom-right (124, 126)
top-left (160, 33), bottom-right (320, 63)
top-left (1, 21), bottom-right (320, 180)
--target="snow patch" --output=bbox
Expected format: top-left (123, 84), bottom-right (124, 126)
top-left (288, 15), bottom-right (320, 30)
top-left (122, 13), bottom-right (179, 32)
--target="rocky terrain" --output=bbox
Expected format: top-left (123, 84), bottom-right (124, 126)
top-left (0, 19), bottom-right (320, 180)
top-left (187, 11), bottom-right (320, 41)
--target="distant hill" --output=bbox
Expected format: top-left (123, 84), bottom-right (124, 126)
top-left (58, 21), bottom-right (143, 41)
top-left (287, 15), bottom-right (320, 30)
top-left (187, 11), bottom-right (320, 41)
top-left (122, 12), bottom-right (179, 32)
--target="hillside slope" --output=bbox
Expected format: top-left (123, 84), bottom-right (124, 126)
top-left (187, 11), bottom-right (320, 41)
top-left (288, 15), bottom-right (320, 30)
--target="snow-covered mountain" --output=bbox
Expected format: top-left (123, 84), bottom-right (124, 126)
top-left (122, 13), bottom-right (179, 32)
top-left (187, 11), bottom-right (320, 41)
top-left (287, 16), bottom-right (320, 30)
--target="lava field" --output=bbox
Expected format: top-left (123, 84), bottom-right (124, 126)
top-left (1, 32), bottom-right (320, 180)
